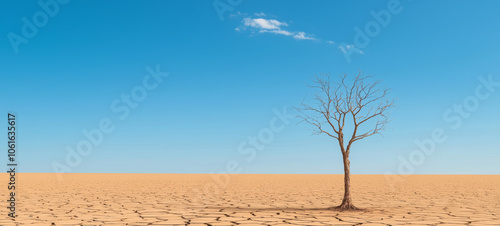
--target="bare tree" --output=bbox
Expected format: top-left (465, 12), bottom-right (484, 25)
top-left (296, 73), bottom-right (395, 210)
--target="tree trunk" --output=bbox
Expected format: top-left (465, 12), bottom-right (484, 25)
top-left (336, 153), bottom-right (357, 210)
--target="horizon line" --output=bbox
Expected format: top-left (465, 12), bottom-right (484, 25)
top-left (7, 172), bottom-right (500, 175)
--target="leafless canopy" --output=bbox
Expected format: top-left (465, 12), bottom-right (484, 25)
top-left (296, 73), bottom-right (395, 156)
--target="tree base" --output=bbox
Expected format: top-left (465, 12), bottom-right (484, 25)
top-left (327, 202), bottom-right (360, 211)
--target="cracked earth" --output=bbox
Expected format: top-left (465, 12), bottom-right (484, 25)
top-left (1, 174), bottom-right (498, 225)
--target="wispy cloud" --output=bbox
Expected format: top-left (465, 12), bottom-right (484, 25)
top-left (233, 12), bottom-right (362, 58)
top-left (261, 29), bottom-right (293, 36)
top-left (293, 32), bottom-right (315, 40)
top-left (254, 12), bottom-right (266, 17)
top-left (244, 18), bottom-right (287, 30)
top-left (236, 16), bottom-right (316, 41)
top-left (338, 43), bottom-right (364, 55)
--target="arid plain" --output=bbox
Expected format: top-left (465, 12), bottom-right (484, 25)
top-left (1, 174), bottom-right (499, 225)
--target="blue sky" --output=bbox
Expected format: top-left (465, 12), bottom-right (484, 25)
top-left (1, 0), bottom-right (499, 174)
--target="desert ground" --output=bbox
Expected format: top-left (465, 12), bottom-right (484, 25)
top-left (0, 174), bottom-right (499, 225)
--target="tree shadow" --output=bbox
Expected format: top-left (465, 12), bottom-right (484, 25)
top-left (202, 206), bottom-right (369, 212)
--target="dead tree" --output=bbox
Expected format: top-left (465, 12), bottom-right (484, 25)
top-left (296, 73), bottom-right (395, 210)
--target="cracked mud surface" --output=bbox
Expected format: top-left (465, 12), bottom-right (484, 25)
top-left (1, 174), bottom-right (498, 225)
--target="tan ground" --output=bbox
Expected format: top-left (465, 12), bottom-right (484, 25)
top-left (0, 174), bottom-right (499, 225)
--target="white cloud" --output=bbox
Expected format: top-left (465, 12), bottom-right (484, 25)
top-left (338, 44), bottom-right (350, 53)
top-left (293, 32), bottom-right (315, 40)
top-left (243, 18), bottom-right (287, 30)
top-left (231, 11), bottom-right (364, 57)
top-left (238, 17), bottom-right (316, 41)
top-left (261, 29), bottom-right (293, 36)
top-left (338, 43), bottom-right (364, 55)
top-left (232, 12), bottom-right (360, 56)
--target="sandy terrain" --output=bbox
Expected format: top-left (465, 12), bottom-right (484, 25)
top-left (0, 173), bottom-right (498, 225)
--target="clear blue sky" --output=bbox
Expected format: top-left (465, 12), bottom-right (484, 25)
top-left (1, 0), bottom-right (499, 174)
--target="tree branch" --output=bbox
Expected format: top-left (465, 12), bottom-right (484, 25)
top-left (296, 73), bottom-right (395, 155)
